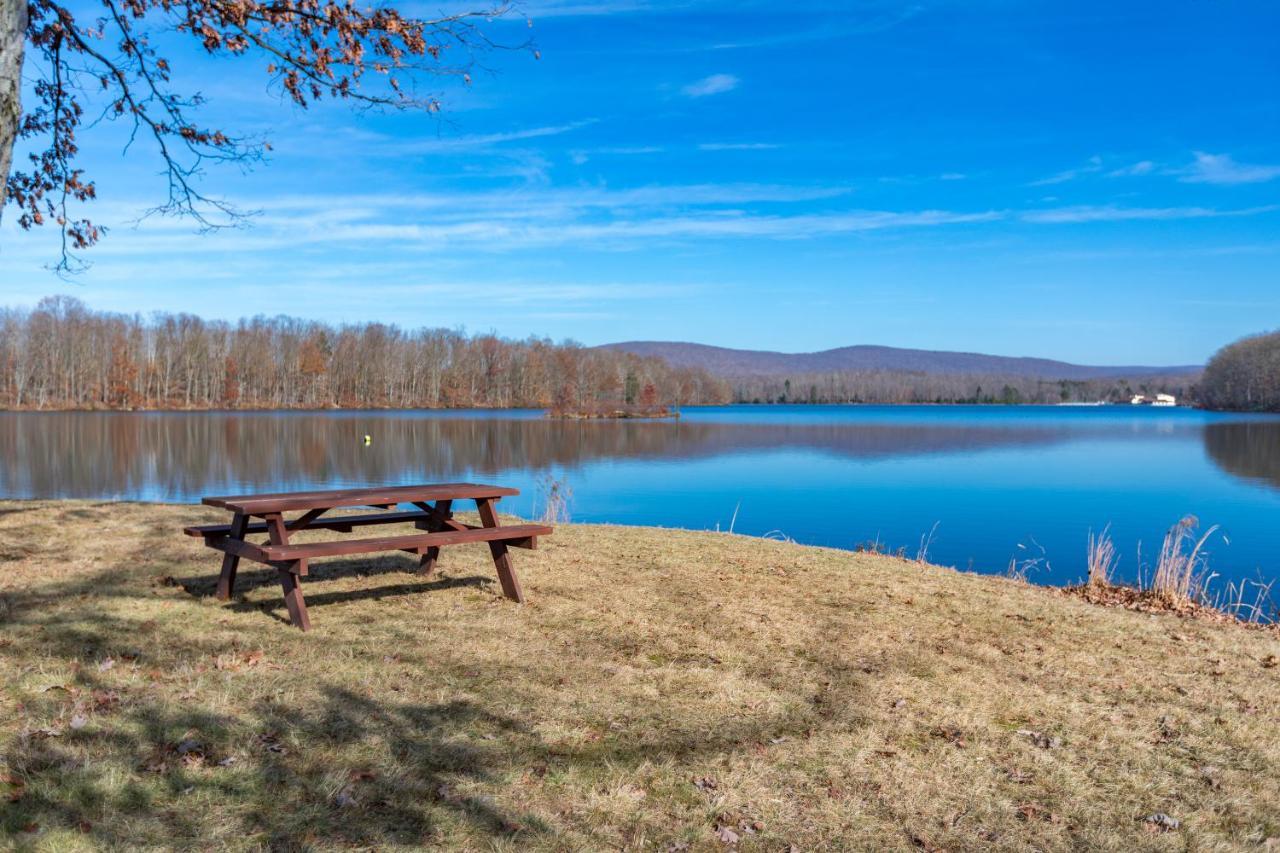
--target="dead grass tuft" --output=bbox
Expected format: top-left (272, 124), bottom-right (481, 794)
top-left (1151, 516), bottom-right (1220, 607)
top-left (1, 500), bottom-right (1278, 850)
top-left (1086, 525), bottom-right (1118, 588)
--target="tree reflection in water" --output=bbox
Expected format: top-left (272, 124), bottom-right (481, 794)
top-left (1203, 420), bottom-right (1280, 490)
top-left (0, 410), bottom-right (1156, 501)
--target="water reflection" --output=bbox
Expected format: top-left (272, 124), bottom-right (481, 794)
top-left (0, 409), bottom-right (1229, 501)
top-left (1203, 421), bottom-right (1280, 490)
top-left (5, 408), bottom-right (1280, 587)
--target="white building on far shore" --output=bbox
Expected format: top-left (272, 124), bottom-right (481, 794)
top-left (1131, 393), bottom-right (1177, 407)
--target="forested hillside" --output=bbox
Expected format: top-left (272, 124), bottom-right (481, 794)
top-left (602, 341), bottom-right (1201, 380)
top-left (727, 371), bottom-right (1199, 405)
top-left (603, 341), bottom-right (1200, 405)
top-left (0, 297), bottom-right (732, 410)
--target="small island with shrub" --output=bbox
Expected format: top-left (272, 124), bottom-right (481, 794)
top-left (548, 379), bottom-right (679, 419)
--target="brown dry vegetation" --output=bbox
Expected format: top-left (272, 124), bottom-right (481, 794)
top-left (2, 500), bottom-right (1279, 850)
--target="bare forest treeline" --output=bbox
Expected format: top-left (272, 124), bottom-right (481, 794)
top-left (0, 296), bottom-right (1202, 411)
top-left (728, 370), bottom-right (1200, 406)
top-left (1199, 330), bottom-right (1280, 412)
top-left (0, 297), bottom-right (733, 410)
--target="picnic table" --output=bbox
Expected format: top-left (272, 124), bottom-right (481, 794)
top-left (184, 483), bottom-right (551, 630)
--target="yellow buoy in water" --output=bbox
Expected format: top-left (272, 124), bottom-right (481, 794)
top-left (363, 434), bottom-right (372, 446)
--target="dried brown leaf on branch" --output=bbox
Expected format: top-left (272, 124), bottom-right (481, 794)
top-left (2, 0), bottom-right (530, 270)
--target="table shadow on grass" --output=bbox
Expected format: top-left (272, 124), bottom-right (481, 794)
top-left (170, 554), bottom-right (496, 625)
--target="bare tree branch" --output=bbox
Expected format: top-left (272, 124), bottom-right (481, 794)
top-left (3, 0), bottom-right (527, 271)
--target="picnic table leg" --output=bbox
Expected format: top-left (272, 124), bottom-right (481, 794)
top-left (266, 512), bottom-right (311, 630)
top-left (277, 569), bottom-right (311, 631)
top-left (415, 499), bottom-right (452, 576)
top-left (216, 512), bottom-right (249, 600)
top-left (475, 498), bottom-right (525, 603)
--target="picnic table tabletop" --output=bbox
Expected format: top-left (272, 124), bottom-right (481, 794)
top-left (202, 482), bottom-right (519, 516)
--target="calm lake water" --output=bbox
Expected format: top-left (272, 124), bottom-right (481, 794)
top-left (2, 406), bottom-right (1279, 590)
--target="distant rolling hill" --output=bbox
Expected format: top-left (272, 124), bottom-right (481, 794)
top-left (600, 341), bottom-right (1202, 381)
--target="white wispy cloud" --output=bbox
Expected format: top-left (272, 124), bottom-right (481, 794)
top-left (1020, 204), bottom-right (1279, 224)
top-left (13, 181), bottom-right (1277, 286)
top-left (681, 73), bottom-right (739, 98)
top-left (1029, 155), bottom-right (1103, 186)
top-left (1179, 152), bottom-right (1280, 185)
top-left (394, 120), bottom-right (600, 152)
top-left (698, 142), bottom-right (780, 151)
top-left (1108, 160), bottom-right (1156, 177)
top-left (569, 145), bottom-right (664, 164)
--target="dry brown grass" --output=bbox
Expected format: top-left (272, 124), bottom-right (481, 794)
top-left (1151, 516), bottom-right (1220, 607)
top-left (2, 500), bottom-right (1279, 851)
top-left (1086, 525), bottom-right (1118, 588)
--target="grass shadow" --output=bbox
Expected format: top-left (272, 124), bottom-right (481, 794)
top-left (228, 575), bottom-right (494, 625)
top-left (4, 679), bottom-right (551, 845)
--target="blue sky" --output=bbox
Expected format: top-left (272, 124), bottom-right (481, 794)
top-left (2, 0), bottom-right (1278, 364)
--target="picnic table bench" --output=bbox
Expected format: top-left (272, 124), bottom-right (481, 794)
top-left (184, 483), bottom-right (551, 630)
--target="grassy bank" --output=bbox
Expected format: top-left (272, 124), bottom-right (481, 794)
top-left (2, 501), bottom-right (1278, 850)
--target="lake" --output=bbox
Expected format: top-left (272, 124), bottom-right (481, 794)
top-left (2, 406), bottom-right (1278, 591)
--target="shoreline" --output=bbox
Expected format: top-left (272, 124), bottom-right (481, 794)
top-left (1, 496), bottom-right (1273, 629)
top-left (6, 401), bottom-right (1267, 414)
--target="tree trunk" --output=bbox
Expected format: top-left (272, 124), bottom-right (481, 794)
top-left (0, 0), bottom-right (25, 216)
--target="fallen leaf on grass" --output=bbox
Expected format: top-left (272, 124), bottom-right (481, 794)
top-left (254, 733), bottom-right (287, 755)
top-left (1015, 729), bottom-right (1061, 749)
top-left (713, 825), bottom-right (740, 845)
top-left (931, 725), bottom-right (967, 748)
top-left (693, 776), bottom-right (718, 792)
top-left (1262, 654), bottom-right (1277, 669)
top-left (69, 714), bottom-right (88, 730)
top-left (97, 658), bottom-right (115, 672)
top-left (1197, 765), bottom-right (1221, 789)
top-left (92, 690), bottom-right (121, 711)
top-left (214, 650), bottom-right (265, 671)
top-left (1141, 812), bottom-right (1181, 831)
top-left (1015, 803), bottom-right (1061, 824)
top-left (176, 739), bottom-right (204, 756)
top-left (909, 831), bottom-right (944, 851)
top-left (1153, 716), bottom-right (1181, 744)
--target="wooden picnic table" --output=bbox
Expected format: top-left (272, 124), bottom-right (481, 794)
top-left (184, 483), bottom-right (551, 630)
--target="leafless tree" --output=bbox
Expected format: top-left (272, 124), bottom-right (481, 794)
top-left (0, 295), bottom-right (733, 409)
top-left (1200, 330), bottom-right (1280, 412)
